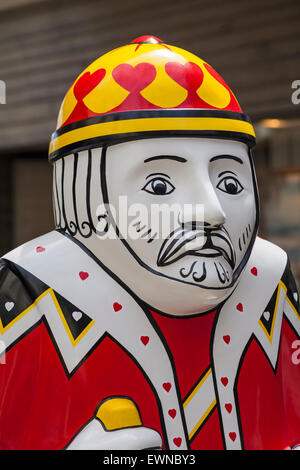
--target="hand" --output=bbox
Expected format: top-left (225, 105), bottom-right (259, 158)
top-left (65, 396), bottom-right (162, 450)
top-left (66, 419), bottom-right (162, 450)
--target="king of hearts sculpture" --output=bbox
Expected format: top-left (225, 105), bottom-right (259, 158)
top-left (0, 36), bottom-right (300, 450)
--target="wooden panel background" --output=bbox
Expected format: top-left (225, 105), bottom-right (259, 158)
top-left (12, 158), bottom-right (53, 246)
top-left (0, 0), bottom-right (300, 153)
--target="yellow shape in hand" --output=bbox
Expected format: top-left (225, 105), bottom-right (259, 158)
top-left (96, 397), bottom-right (142, 431)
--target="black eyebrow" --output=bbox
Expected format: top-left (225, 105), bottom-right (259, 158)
top-left (144, 155), bottom-right (187, 163)
top-left (210, 155), bottom-right (244, 164)
top-left (145, 172), bottom-right (171, 180)
top-left (218, 170), bottom-right (237, 177)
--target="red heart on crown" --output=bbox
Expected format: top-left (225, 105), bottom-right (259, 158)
top-left (73, 69), bottom-right (106, 101)
top-left (165, 61), bottom-right (204, 91)
top-left (236, 303), bottom-right (243, 312)
top-left (79, 271), bottom-right (89, 281)
top-left (113, 302), bottom-right (122, 312)
top-left (229, 432), bottom-right (236, 442)
top-left (112, 63), bottom-right (156, 92)
top-left (36, 246), bottom-right (45, 253)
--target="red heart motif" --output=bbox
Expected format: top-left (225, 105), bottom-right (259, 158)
top-left (36, 246), bottom-right (45, 253)
top-left (163, 382), bottom-right (172, 392)
top-left (225, 403), bottom-right (232, 413)
top-left (79, 271), bottom-right (89, 281)
top-left (73, 69), bottom-right (106, 101)
top-left (229, 432), bottom-right (236, 442)
top-left (236, 303), bottom-right (243, 312)
top-left (112, 63), bottom-right (156, 92)
top-left (223, 335), bottom-right (231, 344)
top-left (251, 267), bottom-right (258, 276)
top-left (165, 61), bottom-right (204, 90)
top-left (173, 437), bottom-right (182, 448)
top-left (113, 302), bottom-right (122, 312)
top-left (168, 409), bottom-right (176, 419)
top-left (140, 336), bottom-right (149, 346)
top-left (221, 377), bottom-right (228, 387)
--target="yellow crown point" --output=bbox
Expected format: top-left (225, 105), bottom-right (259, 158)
top-left (95, 397), bottom-right (142, 431)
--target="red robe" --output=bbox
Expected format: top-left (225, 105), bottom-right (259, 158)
top-left (0, 304), bottom-right (299, 450)
top-left (0, 231), bottom-right (300, 451)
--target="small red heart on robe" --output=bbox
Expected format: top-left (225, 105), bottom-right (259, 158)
top-left (140, 336), bottom-right (149, 346)
top-left (221, 377), bottom-right (228, 387)
top-left (36, 246), bottom-right (45, 253)
top-left (223, 335), bottom-right (231, 344)
top-left (229, 432), bottom-right (236, 442)
top-left (173, 437), bottom-right (182, 447)
top-left (113, 302), bottom-right (122, 312)
top-left (168, 409), bottom-right (176, 419)
top-left (251, 267), bottom-right (258, 276)
top-left (225, 403), bottom-right (232, 413)
top-left (163, 382), bottom-right (172, 392)
top-left (79, 271), bottom-right (89, 280)
top-left (236, 303), bottom-right (243, 312)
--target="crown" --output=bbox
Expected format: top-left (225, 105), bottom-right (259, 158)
top-left (49, 36), bottom-right (255, 161)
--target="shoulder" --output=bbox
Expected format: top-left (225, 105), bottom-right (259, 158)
top-left (253, 236), bottom-right (287, 263)
top-left (251, 236), bottom-right (288, 278)
top-left (0, 232), bottom-right (98, 363)
top-left (253, 237), bottom-right (298, 295)
top-left (0, 234), bottom-right (57, 352)
top-left (0, 258), bottom-right (45, 355)
top-left (1, 233), bottom-right (52, 308)
top-left (2, 231), bottom-right (63, 266)
top-left (252, 237), bottom-right (300, 339)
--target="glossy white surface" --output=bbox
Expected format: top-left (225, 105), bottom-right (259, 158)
top-left (66, 419), bottom-right (162, 450)
top-left (58, 138), bottom-right (257, 315)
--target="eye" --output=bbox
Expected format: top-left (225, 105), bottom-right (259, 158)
top-left (217, 176), bottom-right (243, 195)
top-left (142, 177), bottom-right (175, 195)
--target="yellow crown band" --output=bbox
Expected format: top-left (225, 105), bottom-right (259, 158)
top-left (49, 116), bottom-right (255, 159)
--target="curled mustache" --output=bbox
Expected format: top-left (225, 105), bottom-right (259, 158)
top-left (157, 224), bottom-right (236, 269)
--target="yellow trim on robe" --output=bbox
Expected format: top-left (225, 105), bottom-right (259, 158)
top-left (188, 398), bottom-right (217, 440)
top-left (286, 293), bottom-right (300, 321)
top-left (0, 288), bottom-right (51, 335)
top-left (0, 288), bottom-right (95, 347)
top-left (183, 367), bottom-right (212, 409)
top-left (183, 368), bottom-right (217, 440)
top-left (258, 280), bottom-right (287, 343)
top-left (50, 289), bottom-right (95, 347)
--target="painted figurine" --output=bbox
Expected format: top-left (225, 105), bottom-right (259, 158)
top-left (0, 36), bottom-right (299, 450)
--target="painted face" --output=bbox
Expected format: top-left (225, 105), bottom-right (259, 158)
top-left (103, 138), bottom-right (258, 295)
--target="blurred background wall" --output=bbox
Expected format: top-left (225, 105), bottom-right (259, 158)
top-left (0, 0), bottom-right (299, 285)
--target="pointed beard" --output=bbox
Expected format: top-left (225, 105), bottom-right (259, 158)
top-left (157, 225), bottom-right (236, 269)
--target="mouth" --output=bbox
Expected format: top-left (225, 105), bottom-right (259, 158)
top-left (157, 226), bottom-right (235, 269)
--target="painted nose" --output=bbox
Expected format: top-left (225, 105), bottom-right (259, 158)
top-left (180, 183), bottom-right (226, 228)
top-left (203, 195), bottom-right (226, 228)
